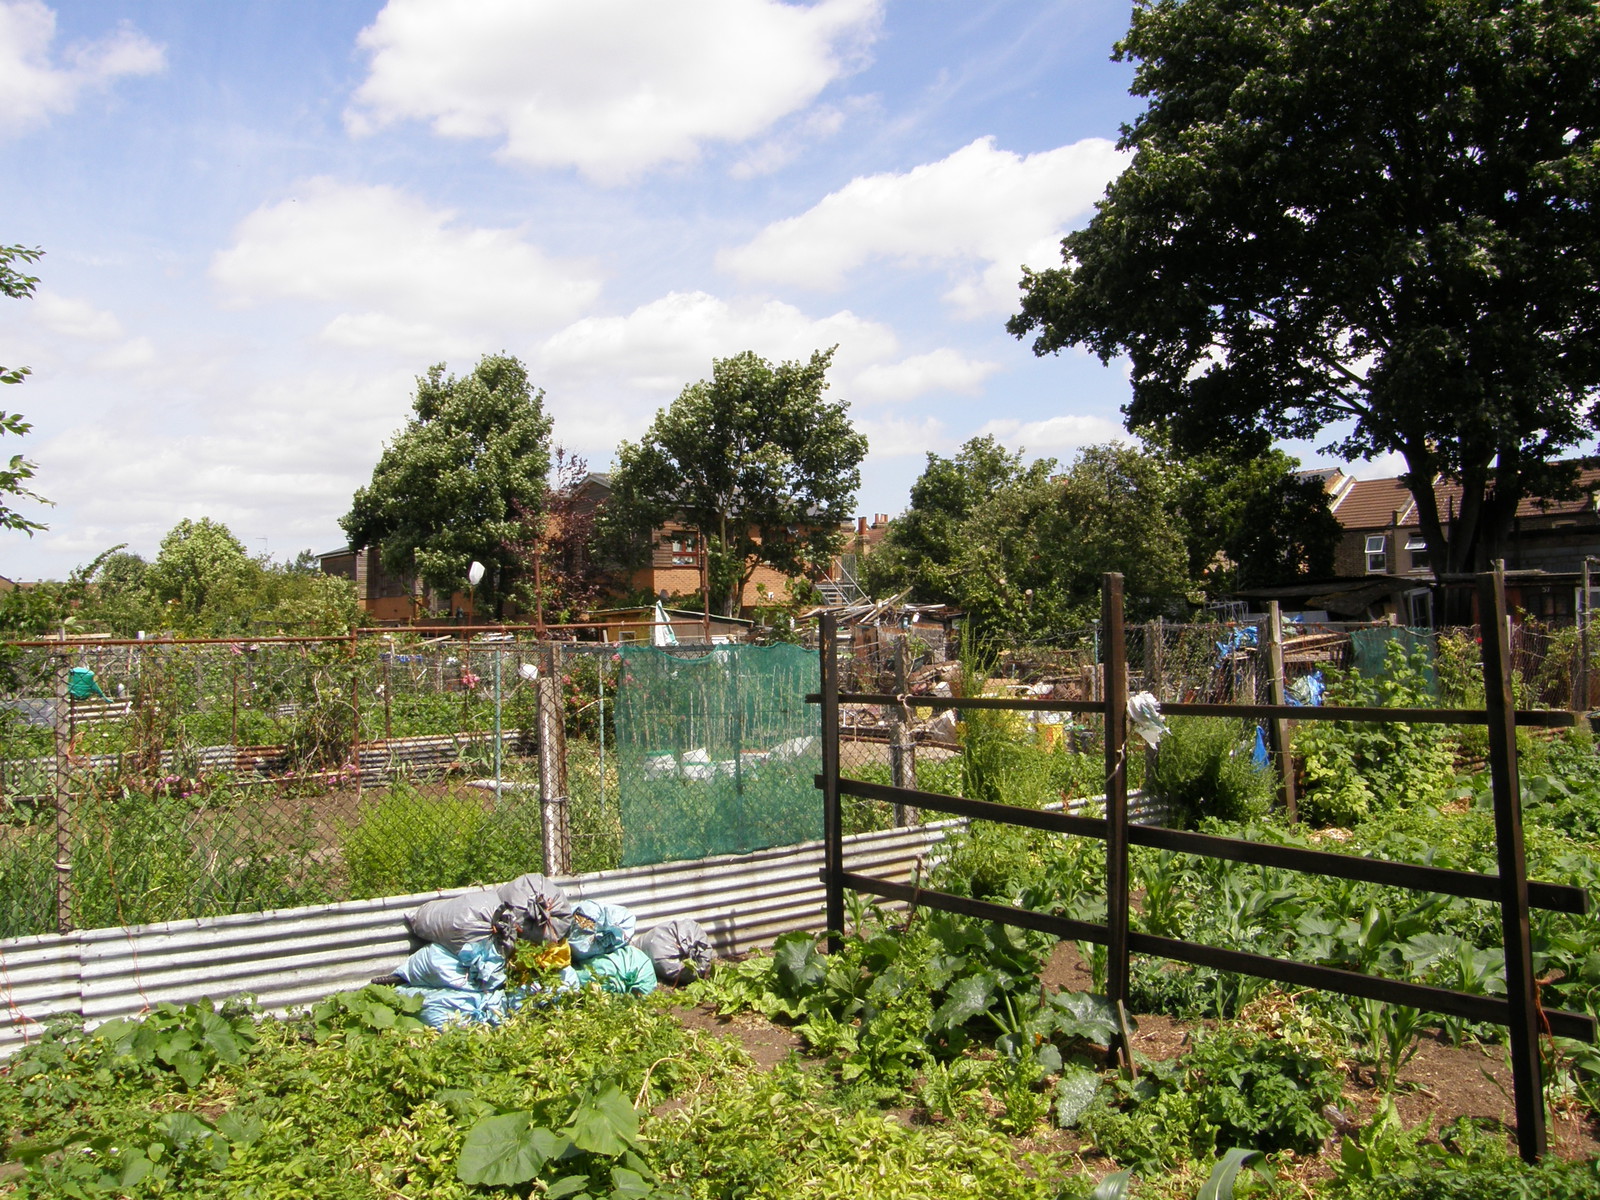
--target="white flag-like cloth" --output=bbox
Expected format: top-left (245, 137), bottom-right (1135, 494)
top-left (653, 601), bottom-right (678, 647)
top-left (1127, 691), bottom-right (1170, 749)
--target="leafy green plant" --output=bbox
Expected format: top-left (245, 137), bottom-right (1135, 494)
top-left (455, 1082), bottom-right (662, 1197)
top-left (340, 782), bottom-right (491, 897)
top-left (1080, 1025), bottom-right (1341, 1171)
top-left (91, 997), bottom-right (259, 1090)
top-left (1147, 717), bottom-right (1273, 827)
top-left (1294, 641), bottom-right (1456, 827)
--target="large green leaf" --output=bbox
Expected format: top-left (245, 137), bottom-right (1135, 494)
top-left (931, 973), bottom-right (995, 1032)
top-left (565, 1085), bottom-right (639, 1157)
top-left (1091, 1167), bottom-right (1133, 1200)
top-left (1054, 1065), bottom-right (1101, 1128)
top-left (1197, 1148), bottom-right (1268, 1200)
top-left (457, 1112), bottom-right (565, 1186)
top-left (772, 932), bottom-right (825, 999)
top-left (1048, 991), bottom-right (1120, 1045)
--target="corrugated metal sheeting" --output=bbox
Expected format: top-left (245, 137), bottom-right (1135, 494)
top-left (0, 820), bottom-right (953, 1059)
top-left (0, 791), bottom-right (1159, 1059)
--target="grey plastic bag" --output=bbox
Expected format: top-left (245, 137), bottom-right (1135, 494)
top-left (407, 874), bottom-right (572, 953)
top-left (496, 873), bottom-right (573, 944)
top-left (406, 889), bottom-right (501, 954)
top-left (635, 918), bottom-right (713, 985)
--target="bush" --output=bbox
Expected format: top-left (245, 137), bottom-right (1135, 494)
top-left (340, 782), bottom-right (491, 898)
top-left (1294, 641), bottom-right (1455, 827)
top-left (1147, 717), bottom-right (1273, 827)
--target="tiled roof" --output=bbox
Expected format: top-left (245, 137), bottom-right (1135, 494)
top-left (1330, 476), bottom-right (1416, 529)
top-left (1330, 463), bottom-right (1600, 530)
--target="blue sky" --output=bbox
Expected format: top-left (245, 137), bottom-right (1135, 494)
top-left (0, 0), bottom-right (1345, 580)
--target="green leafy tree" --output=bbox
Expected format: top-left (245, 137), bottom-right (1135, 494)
top-left (864, 436), bottom-right (1057, 601)
top-left (1010, 0), bottom-right (1600, 602)
top-left (884, 440), bottom-right (1190, 640)
top-left (1170, 447), bottom-right (1340, 593)
top-left (1, 243), bottom-right (50, 534)
top-left (342, 354), bottom-right (552, 612)
top-left (599, 348), bottom-right (867, 615)
top-left (146, 518), bottom-right (256, 630)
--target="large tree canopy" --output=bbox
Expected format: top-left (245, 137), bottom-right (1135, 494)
top-left (1010, 0), bottom-right (1600, 585)
top-left (342, 354), bottom-right (552, 610)
top-left (869, 440), bottom-right (1194, 639)
top-left (600, 348), bottom-right (867, 615)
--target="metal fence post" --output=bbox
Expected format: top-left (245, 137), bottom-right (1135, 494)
top-left (1102, 575), bottom-right (1130, 1023)
top-left (1479, 564), bottom-right (1547, 1162)
top-left (889, 637), bottom-right (917, 823)
top-left (51, 650), bottom-right (73, 934)
top-left (1266, 601), bottom-right (1298, 822)
top-left (820, 612), bottom-right (844, 952)
top-left (538, 644), bottom-right (571, 875)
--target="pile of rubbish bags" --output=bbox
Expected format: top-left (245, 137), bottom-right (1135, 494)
top-left (376, 873), bottom-right (714, 1028)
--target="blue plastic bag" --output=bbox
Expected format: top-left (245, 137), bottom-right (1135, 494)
top-left (567, 901), bottom-right (637, 962)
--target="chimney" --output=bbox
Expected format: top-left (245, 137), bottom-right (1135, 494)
top-left (857, 516), bottom-right (867, 535)
top-left (874, 513), bottom-right (888, 527)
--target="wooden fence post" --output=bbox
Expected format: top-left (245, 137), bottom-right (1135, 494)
top-left (820, 612), bottom-right (844, 951)
top-left (1266, 601), bottom-right (1297, 821)
top-left (538, 644), bottom-right (571, 875)
top-left (1479, 564), bottom-right (1546, 1163)
top-left (1143, 617), bottom-right (1162, 793)
top-left (889, 637), bottom-right (917, 824)
top-left (1102, 575), bottom-right (1131, 1037)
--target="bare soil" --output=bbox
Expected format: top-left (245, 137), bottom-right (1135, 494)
top-left (666, 939), bottom-right (1600, 1172)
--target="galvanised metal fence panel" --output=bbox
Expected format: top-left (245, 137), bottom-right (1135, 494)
top-left (0, 819), bottom-right (957, 1058)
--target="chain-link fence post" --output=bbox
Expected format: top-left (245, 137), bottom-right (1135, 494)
top-left (51, 649), bottom-right (73, 934)
top-left (538, 643), bottom-right (570, 874)
top-left (889, 637), bottom-right (917, 824)
top-left (350, 637), bottom-right (362, 801)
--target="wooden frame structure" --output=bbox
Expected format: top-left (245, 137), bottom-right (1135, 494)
top-left (816, 568), bottom-right (1596, 1163)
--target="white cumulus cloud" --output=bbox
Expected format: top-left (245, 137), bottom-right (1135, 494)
top-left (851, 348), bottom-right (999, 404)
top-left (0, 1), bottom-right (163, 137)
top-left (718, 135), bottom-right (1126, 315)
top-left (30, 291), bottom-right (124, 341)
top-left (209, 179), bottom-right (604, 354)
top-left (975, 413), bottom-right (1127, 453)
top-left (346, 0), bottom-right (883, 184)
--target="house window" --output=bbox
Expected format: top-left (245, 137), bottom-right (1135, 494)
top-left (1365, 534), bottom-right (1387, 574)
top-left (1404, 532), bottom-right (1428, 571)
top-left (669, 533), bottom-right (699, 566)
top-left (1405, 588), bottom-right (1433, 629)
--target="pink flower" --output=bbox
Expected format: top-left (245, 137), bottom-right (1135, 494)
top-left (461, 670), bottom-right (482, 689)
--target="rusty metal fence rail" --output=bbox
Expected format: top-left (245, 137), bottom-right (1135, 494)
top-left (816, 570), bottom-right (1596, 1164)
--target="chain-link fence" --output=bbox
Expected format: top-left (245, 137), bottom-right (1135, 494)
top-left (829, 613), bottom-right (1592, 833)
top-left (2, 615), bottom-right (1587, 940)
top-left (0, 634), bottom-right (628, 939)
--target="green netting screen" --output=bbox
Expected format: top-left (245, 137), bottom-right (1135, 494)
top-left (1350, 627), bottom-right (1438, 695)
top-left (614, 643), bottom-right (821, 867)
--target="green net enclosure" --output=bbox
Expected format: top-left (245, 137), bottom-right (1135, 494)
top-left (614, 643), bottom-right (821, 866)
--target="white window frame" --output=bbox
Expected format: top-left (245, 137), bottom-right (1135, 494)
top-left (1404, 532), bottom-right (1428, 571)
top-left (1365, 534), bottom-right (1388, 574)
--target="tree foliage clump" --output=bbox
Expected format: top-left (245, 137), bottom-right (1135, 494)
top-left (1, 242), bottom-right (49, 535)
top-left (599, 348), bottom-right (867, 615)
top-left (343, 354), bottom-right (552, 611)
top-left (868, 436), bottom-right (1336, 639)
top-left (1010, 0), bottom-right (1600, 588)
top-left (0, 522), bottom-right (362, 638)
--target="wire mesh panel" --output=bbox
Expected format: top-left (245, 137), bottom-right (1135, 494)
top-left (614, 643), bottom-right (821, 866)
